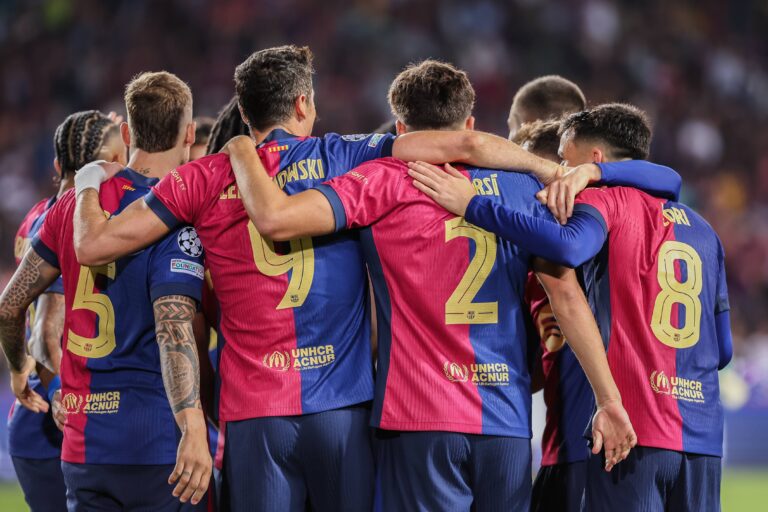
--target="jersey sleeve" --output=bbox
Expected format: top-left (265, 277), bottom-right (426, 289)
top-left (715, 239), bottom-right (730, 315)
top-left (30, 198), bottom-right (67, 270)
top-left (464, 195), bottom-right (607, 268)
top-left (147, 226), bottom-right (206, 303)
top-left (322, 133), bottom-right (395, 176)
top-left (597, 161), bottom-right (682, 201)
top-left (314, 159), bottom-right (404, 231)
top-left (145, 158), bottom-right (222, 228)
top-left (572, 186), bottom-right (623, 233)
top-left (44, 277), bottom-right (64, 295)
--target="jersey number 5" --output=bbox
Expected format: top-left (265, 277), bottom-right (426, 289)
top-left (248, 222), bottom-right (315, 309)
top-left (67, 263), bottom-right (117, 358)
top-left (445, 217), bottom-right (498, 324)
top-left (651, 240), bottom-right (703, 348)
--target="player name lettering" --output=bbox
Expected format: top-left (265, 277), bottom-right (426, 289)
top-left (662, 206), bottom-right (691, 227)
top-left (472, 174), bottom-right (500, 197)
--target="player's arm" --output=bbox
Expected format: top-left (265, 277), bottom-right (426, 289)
top-left (224, 136), bottom-right (336, 240)
top-left (73, 162), bottom-right (170, 266)
top-left (715, 243), bottom-right (732, 370)
top-left (408, 161), bottom-right (605, 267)
top-left (0, 249), bottom-right (59, 413)
top-left (27, 291), bottom-right (64, 375)
top-left (534, 259), bottom-right (637, 471)
top-left (392, 130), bottom-right (563, 184)
top-left (192, 312), bottom-right (216, 422)
top-left (536, 161), bottom-right (682, 224)
top-left (153, 294), bottom-right (211, 506)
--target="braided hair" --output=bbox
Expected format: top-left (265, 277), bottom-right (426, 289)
top-left (53, 110), bottom-right (118, 178)
top-left (205, 97), bottom-right (251, 155)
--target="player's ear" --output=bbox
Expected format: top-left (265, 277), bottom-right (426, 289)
top-left (120, 122), bottom-right (131, 148)
top-left (464, 116), bottom-right (476, 131)
top-left (185, 121), bottom-right (196, 147)
top-left (591, 146), bottom-right (605, 164)
top-left (237, 103), bottom-right (251, 129)
top-left (295, 94), bottom-right (308, 121)
top-left (395, 120), bottom-right (408, 136)
top-left (53, 158), bottom-right (61, 176)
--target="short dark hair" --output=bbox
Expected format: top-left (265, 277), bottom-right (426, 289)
top-left (124, 71), bottom-right (193, 152)
top-left (234, 45), bottom-right (314, 132)
top-left (512, 75), bottom-right (586, 123)
top-left (193, 116), bottom-right (215, 147)
top-left (206, 97), bottom-right (251, 155)
top-left (54, 110), bottom-right (119, 178)
top-left (388, 60), bottom-right (475, 130)
top-left (513, 120), bottom-right (561, 162)
top-left (560, 103), bottom-right (651, 160)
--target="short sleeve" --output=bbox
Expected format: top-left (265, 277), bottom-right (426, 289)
top-left (715, 239), bottom-right (730, 314)
top-left (573, 187), bottom-right (622, 234)
top-left (145, 157), bottom-right (225, 228)
top-left (323, 133), bottom-right (395, 175)
top-left (314, 159), bottom-right (405, 231)
top-left (147, 226), bottom-right (205, 303)
top-left (31, 199), bottom-right (67, 269)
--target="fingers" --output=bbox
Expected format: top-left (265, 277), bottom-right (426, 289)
top-left (19, 389), bottom-right (49, 413)
top-left (443, 163), bottom-right (466, 179)
top-left (171, 459), bottom-right (211, 505)
top-left (407, 161), bottom-right (445, 186)
top-left (547, 182), bottom-right (560, 221)
top-left (536, 188), bottom-right (549, 205)
top-left (412, 180), bottom-right (440, 201)
top-left (179, 466), bottom-right (210, 505)
top-left (592, 430), bottom-right (603, 455)
top-left (407, 168), bottom-right (441, 192)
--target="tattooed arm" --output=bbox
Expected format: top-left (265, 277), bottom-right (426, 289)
top-left (28, 292), bottom-right (65, 375)
top-left (0, 249), bottom-right (59, 413)
top-left (153, 294), bottom-right (211, 506)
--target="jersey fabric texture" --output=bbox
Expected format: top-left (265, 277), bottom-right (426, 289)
top-left (33, 169), bottom-right (204, 465)
top-left (317, 158), bottom-right (550, 437)
top-left (574, 187), bottom-right (728, 457)
top-left (145, 130), bottom-right (393, 421)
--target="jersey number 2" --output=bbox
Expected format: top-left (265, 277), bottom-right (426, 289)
top-left (650, 240), bottom-right (702, 348)
top-left (248, 222), bottom-right (315, 309)
top-left (444, 217), bottom-right (498, 324)
top-left (67, 263), bottom-right (117, 358)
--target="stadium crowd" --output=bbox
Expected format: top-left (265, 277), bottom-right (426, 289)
top-left (1, 0), bottom-right (767, 358)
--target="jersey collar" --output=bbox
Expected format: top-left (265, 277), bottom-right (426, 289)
top-left (120, 167), bottom-right (160, 187)
top-left (261, 128), bottom-right (299, 145)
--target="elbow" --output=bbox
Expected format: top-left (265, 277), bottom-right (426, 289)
top-left (74, 240), bottom-right (112, 267)
top-left (253, 213), bottom-right (295, 242)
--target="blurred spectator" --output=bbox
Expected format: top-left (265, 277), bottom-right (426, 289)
top-left (0, 0), bottom-right (767, 362)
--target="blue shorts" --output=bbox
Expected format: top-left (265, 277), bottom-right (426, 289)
top-left (374, 430), bottom-right (531, 512)
top-left (11, 457), bottom-right (67, 512)
top-left (584, 446), bottom-right (721, 512)
top-left (61, 462), bottom-right (207, 512)
top-left (224, 404), bottom-right (374, 512)
top-left (531, 460), bottom-right (586, 512)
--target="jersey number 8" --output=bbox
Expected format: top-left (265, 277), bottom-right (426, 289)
top-left (651, 240), bottom-right (703, 349)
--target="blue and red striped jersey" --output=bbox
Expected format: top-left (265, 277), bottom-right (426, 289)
top-left (575, 187), bottom-right (728, 456)
top-left (32, 169), bottom-right (205, 465)
top-left (526, 276), bottom-right (593, 465)
top-left (7, 196), bottom-right (63, 459)
top-left (145, 130), bottom-right (394, 421)
top-left (317, 158), bottom-right (548, 437)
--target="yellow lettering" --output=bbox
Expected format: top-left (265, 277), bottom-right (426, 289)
top-left (298, 160), bottom-right (308, 179)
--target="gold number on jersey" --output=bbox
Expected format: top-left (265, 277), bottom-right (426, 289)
top-left (650, 241), bottom-right (703, 348)
top-left (444, 217), bottom-right (498, 324)
top-left (67, 263), bottom-right (117, 358)
top-left (247, 222), bottom-right (315, 309)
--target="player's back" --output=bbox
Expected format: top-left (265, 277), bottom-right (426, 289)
top-left (320, 158), bottom-right (550, 436)
top-left (146, 130), bottom-right (394, 422)
top-left (575, 186), bottom-right (727, 456)
top-left (33, 169), bottom-right (204, 465)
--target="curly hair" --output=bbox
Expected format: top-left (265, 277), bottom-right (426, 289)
top-left (53, 110), bottom-right (118, 178)
top-left (560, 103), bottom-right (651, 160)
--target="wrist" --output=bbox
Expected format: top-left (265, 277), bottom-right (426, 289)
top-left (74, 161), bottom-right (108, 195)
top-left (47, 375), bottom-right (61, 402)
top-left (175, 407), bottom-right (207, 432)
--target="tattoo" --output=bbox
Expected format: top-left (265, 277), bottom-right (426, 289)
top-left (0, 252), bottom-right (56, 372)
top-left (153, 295), bottom-right (201, 414)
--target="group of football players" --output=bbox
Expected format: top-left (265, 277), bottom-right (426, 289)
top-left (0, 44), bottom-right (731, 512)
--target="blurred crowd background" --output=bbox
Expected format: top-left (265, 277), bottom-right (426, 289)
top-left (0, 0), bottom-right (767, 476)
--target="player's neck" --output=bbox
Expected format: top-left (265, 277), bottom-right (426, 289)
top-left (127, 149), bottom-right (186, 180)
top-left (56, 177), bottom-right (75, 198)
top-left (250, 120), bottom-right (308, 145)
